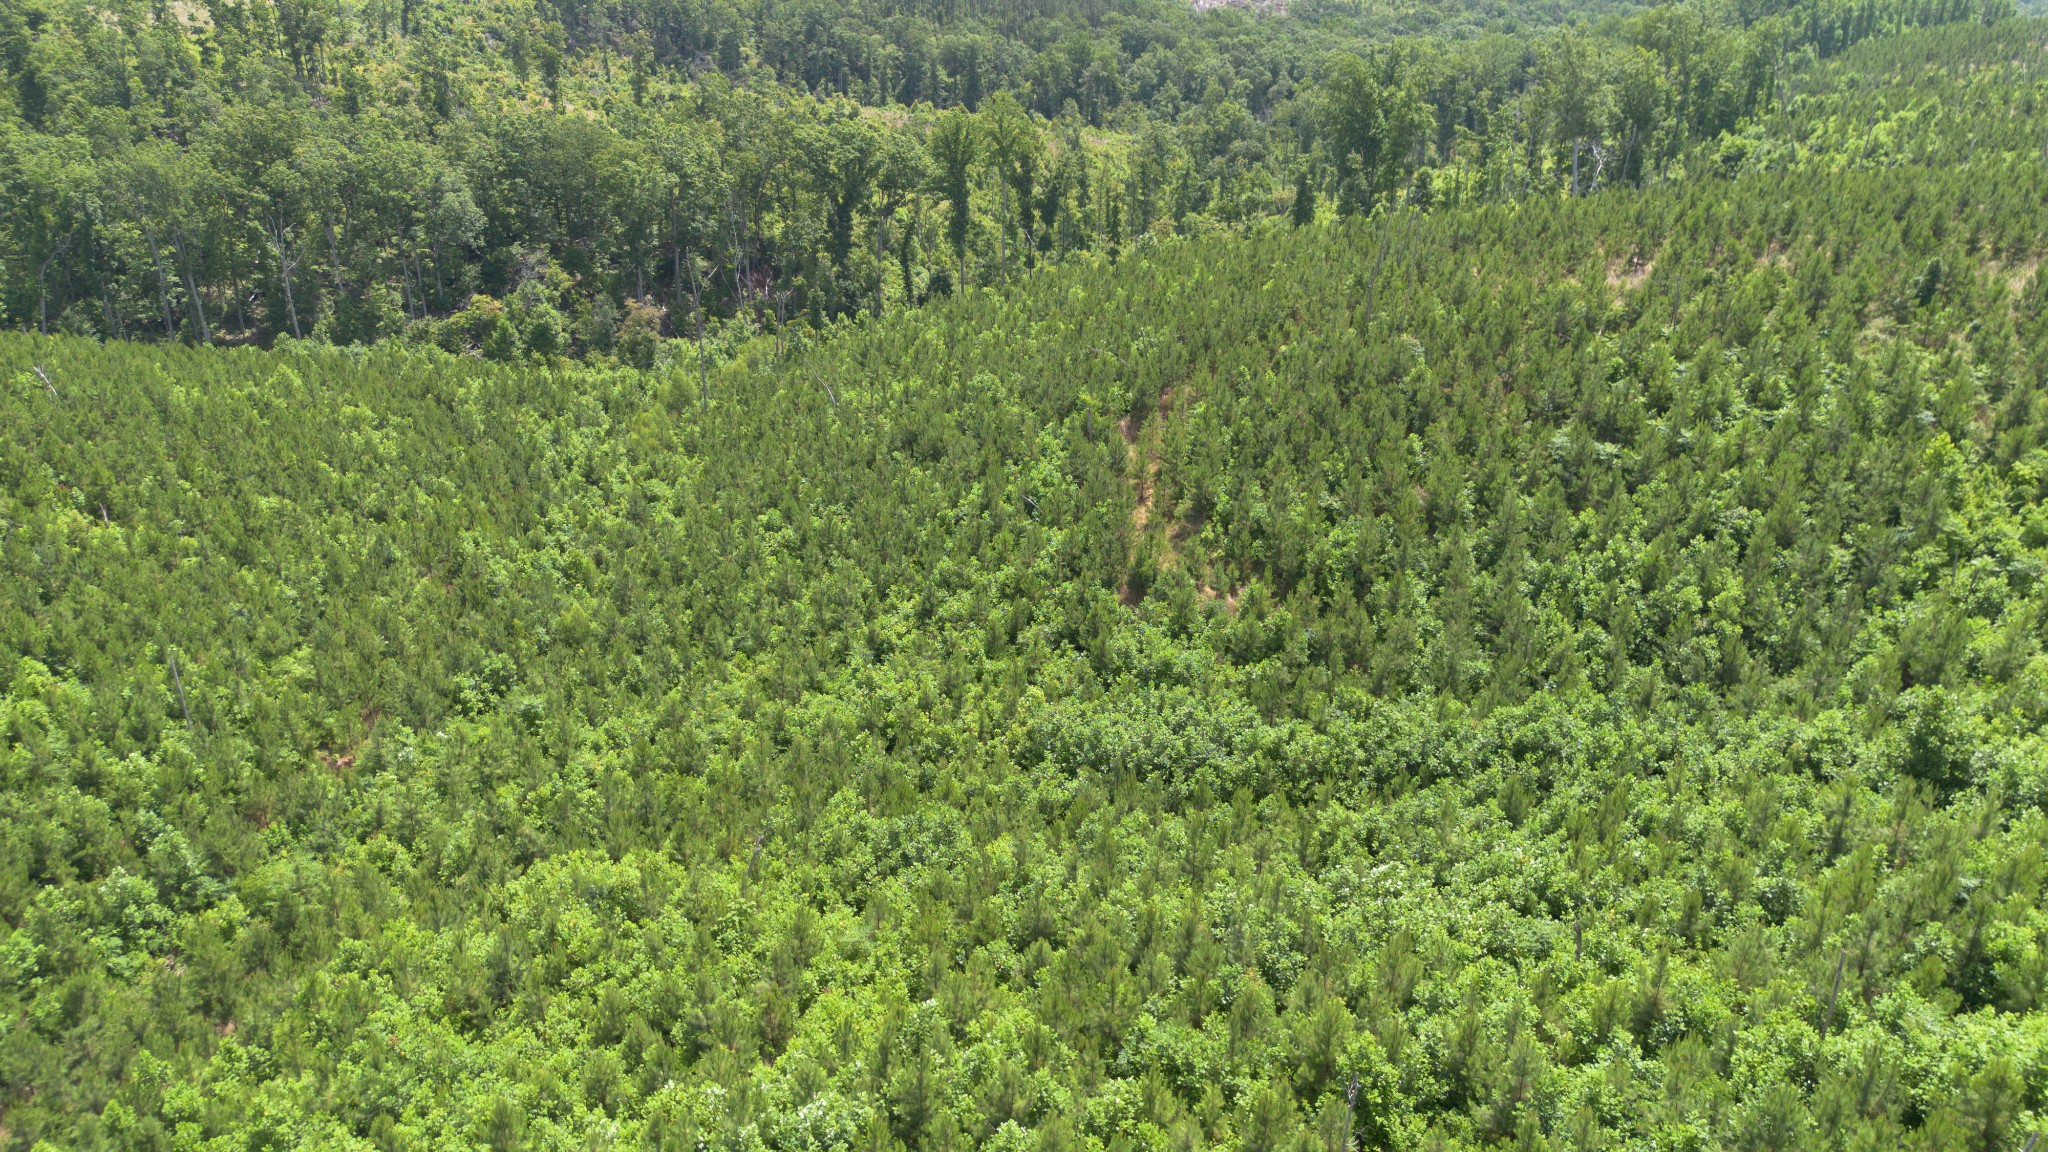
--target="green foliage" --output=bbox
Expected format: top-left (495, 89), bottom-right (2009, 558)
top-left (4, 15), bottom-right (2048, 1152)
top-left (0, 0), bottom-right (2006, 357)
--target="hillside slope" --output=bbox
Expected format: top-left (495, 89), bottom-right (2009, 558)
top-left (7, 22), bottom-right (2048, 1152)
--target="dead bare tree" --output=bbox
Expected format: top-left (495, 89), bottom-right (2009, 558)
top-left (266, 212), bottom-right (306, 339)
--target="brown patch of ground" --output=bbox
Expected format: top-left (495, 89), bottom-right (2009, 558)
top-left (2004, 256), bottom-right (2040, 298)
top-left (1113, 383), bottom-right (1242, 611)
top-left (1118, 386), bottom-right (1232, 607)
top-left (1117, 395), bottom-right (1163, 606)
top-left (316, 708), bottom-right (382, 772)
top-left (1120, 407), bottom-right (1160, 538)
top-left (1606, 253), bottom-right (1654, 291)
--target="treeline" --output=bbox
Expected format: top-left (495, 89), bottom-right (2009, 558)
top-left (0, 0), bottom-right (2011, 360)
top-left (5, 20), bottom-right (2048, 1150)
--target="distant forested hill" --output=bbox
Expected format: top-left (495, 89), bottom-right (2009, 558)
top-left (6, 18), bottom-right (2048, 1149)
top-left (0, 0), bottom-right (2012, 357)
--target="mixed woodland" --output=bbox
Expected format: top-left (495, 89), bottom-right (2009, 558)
top-left (7, 0), bottom-right (2048, 1150)
top-left (0, 0), bottom-right (2015, 352)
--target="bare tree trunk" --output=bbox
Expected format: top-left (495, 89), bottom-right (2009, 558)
top-left (171, 235), bottom-right (211, 343)
top-left (182, 263), bottom-right (212, 343)
top-left (1361, 215), bottom-right (1393, 326)
top-left (270, 220), bottom-right (303, 339)
top-left (728, 201), bottom-right (747, 316)
top-left (145, 229), bottom-right (177, 336)
top-left (1820, 948), bottom-right (1847, 1038)
top-left (231, 264), bottom-right (247, 333)
top-left (685, 245), bottom-right (708, 402)
top-left (168, 649), bottom-right (192, 732)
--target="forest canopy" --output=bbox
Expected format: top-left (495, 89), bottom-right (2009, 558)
top-left (0, 0), bottom-right (2014, 356)
top-left (5, 3), bottom-right (2048, 1152)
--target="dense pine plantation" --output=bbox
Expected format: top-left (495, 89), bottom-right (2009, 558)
top-left (9, 17), bottom-right (2048, 1152)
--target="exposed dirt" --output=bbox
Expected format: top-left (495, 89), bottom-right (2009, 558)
top-left (1118, 388), bottom-right (1180, 605)
top-left (316, 707), bottom-right (382, 773)
top-left (1114, 385), bottom-right (1238, 609)
top-left (1117, 397), bottom-right (1162, 606)
top-left (2005, 255), bottom-right (2041, 298)
top-left (1606, 252), bottom-right (1655, 291)
top-left (1119, 407), bottom-right (1161, 539)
